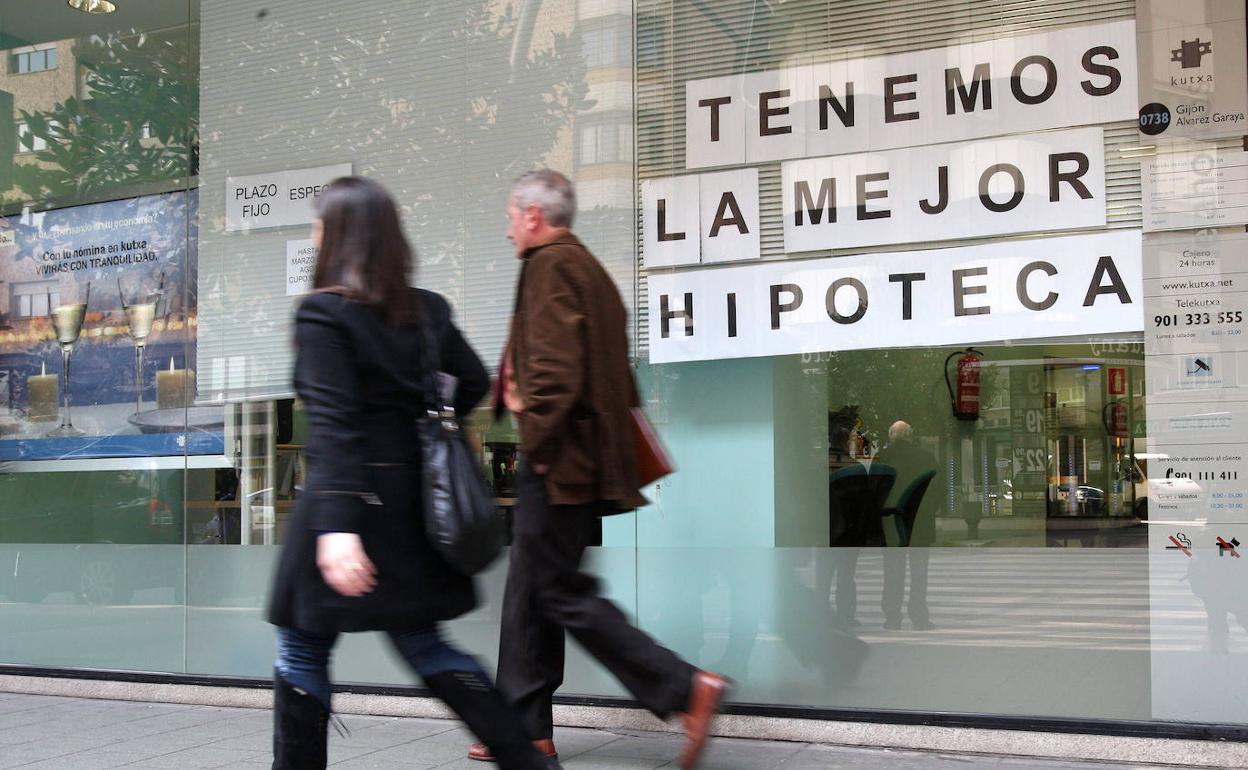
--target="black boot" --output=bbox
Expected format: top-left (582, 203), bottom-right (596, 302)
top-left (272, 670), bottom-right (329, 770)
top-left (424, 670), bottom-right (560, 770)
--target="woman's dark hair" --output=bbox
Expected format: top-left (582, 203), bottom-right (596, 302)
top-left (312, 176), bottom-right (414, 325)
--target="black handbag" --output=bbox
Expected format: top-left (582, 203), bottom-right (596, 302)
top-left (417, 311), bottom-right (504, 576)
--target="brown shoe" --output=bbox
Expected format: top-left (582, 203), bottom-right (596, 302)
top-left (467, 738), bottom-right (558, 762)
top-left (678, 671), bottom-right (731, 770)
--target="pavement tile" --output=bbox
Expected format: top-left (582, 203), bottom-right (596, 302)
top-left (581, 732), bottom-right (686, 762)
top-left (0, 739), bottom-right (140, 769)
top-left (199, 729), bottom-right (273, 752)
top-left (559, 758), bottom-right (670, 770)
top-left (10, 750), bottom-right (152, 769)
top-left (125, 746), bottom-right (271, 769)
top-left (327, 749), bottom-right (441, 769)
top-left (688, 735), bottom-right (806, 769)
top-left (335, 716), bottom-right (458, 747)
top-left (348, 736), bottom-right (470, 766)
top-left (548, 726), bottom-right (627, 760)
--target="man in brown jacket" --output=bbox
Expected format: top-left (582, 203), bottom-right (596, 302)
top-left (468, 170), bottom-right (729, 769)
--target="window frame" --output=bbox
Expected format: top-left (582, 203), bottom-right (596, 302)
top-left (10, 45), bottom-right (58, 75)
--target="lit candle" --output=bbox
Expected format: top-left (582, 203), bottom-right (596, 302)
top-left (27, 361), bottom-right (58, 421)
top-left (156, 357), bottom-right (194, 409)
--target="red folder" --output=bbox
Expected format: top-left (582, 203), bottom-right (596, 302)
top-left (630, 407), bottom-right (674, 487)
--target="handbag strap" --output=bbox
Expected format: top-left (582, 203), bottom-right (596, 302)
top-left (415, 297), bottom-right (452, 417)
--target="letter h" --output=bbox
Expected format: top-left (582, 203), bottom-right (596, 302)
top-left (660, 293), bottom-right (694, 338)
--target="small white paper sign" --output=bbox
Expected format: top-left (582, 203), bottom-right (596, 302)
top-left (286, 239), bottom-right (317, 296)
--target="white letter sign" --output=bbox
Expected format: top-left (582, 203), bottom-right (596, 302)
top-left (647, 231), bottom-right (1143, 364)
top-left (783, 128), bottom-right (1107, 252)
top-left (686, 21), bottom-right (1137, 168)
top-left (226, 163), bottom-right (352, 232)
top-left (642, 169), bottom-right (760, 267)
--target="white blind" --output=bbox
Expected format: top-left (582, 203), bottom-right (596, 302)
top-left (197, 0), bottom-right (635, 401)
top-left (634, 0), bottom-right (1140, 354)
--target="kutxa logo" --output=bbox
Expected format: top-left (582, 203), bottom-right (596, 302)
top-left (1172, 38), bottom-right (1213, 69)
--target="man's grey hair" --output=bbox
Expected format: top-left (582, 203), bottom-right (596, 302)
top-left (888, 420), bottom-right (913, 442)
top-left (511, 169), bottom-right (576, 228)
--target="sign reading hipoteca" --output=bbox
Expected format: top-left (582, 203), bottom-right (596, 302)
top-left (685, 20), bottom-right (1137, 169)
top-left (647, 231), bottom-right (1143, 364)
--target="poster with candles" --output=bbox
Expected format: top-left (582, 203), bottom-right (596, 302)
top-left (0, 190), bottom-right (222, 460)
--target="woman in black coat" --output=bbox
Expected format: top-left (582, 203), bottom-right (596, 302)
top-left (267, 177), bottom-right (556, 770)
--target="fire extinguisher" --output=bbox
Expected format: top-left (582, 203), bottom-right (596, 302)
top-left (1103, 399), bottom-right (1128, 437)
top-left (944, 348), bottom-right (983, 421)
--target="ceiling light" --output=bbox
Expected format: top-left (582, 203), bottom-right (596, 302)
top-left (67, 0), bottom-right (117, 13)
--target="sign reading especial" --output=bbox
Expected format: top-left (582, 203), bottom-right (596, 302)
top-left (647, 232), bottom-right (1143, 364)
top-left (685, 20), bottom-right (1137, 168)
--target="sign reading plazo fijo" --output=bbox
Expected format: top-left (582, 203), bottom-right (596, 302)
top-left (225, 163), bottom-right (352, 232)
top-left (645, 20), bottom-right (1145, 363)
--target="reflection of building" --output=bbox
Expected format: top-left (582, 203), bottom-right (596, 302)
top-left (573, 0), bottom-right (633, 210)
top-left (509, 0), bottom-right (634, 294)
top-left (0, 39), bottom-right (78, 202)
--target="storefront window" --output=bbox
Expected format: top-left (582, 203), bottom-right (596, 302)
top-left (0, 3), bottom-right (199, 672)
top-left (0, 0), bottom-right (1244, 731)
top-left (631, 0), bottom-right (1247, 726)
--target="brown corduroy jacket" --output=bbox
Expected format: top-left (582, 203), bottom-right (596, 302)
top-left (505, 230), bottom-right (646, 510)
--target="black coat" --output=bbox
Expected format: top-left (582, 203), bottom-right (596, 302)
top-left (267, 289), bottom-right (489, 634)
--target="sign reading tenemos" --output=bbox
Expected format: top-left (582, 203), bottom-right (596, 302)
top-left (647, 231), bottom-right (1144, 364)
top-left (684, 20), bottom-right (1138, 168)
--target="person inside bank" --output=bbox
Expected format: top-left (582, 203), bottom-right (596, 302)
top-left (875, 420), bottom-right (939, 631)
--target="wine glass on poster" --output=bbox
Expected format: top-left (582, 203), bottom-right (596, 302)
top-left (120, 272), bottom-right (164, 412)
top-left (47, 283), bottom-right (90, 438)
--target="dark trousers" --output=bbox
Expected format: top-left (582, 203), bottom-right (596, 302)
top-left (882, 548), bottom-right (931, 624)
top-left (496, 463), bottom-right (695, 739)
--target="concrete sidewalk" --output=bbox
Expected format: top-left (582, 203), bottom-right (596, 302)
top-left (0, 691), bottom-right (1212, 769)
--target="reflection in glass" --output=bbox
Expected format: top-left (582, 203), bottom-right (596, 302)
top-left (47, 289), bottom-right (88, 437)
top-left (124, 301), bottom-right (156, 409)
top-left (120, 275), bottom-right (162, 412)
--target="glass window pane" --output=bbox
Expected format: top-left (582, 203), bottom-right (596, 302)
top-left (0, 0), bottom-right (197, 678)
top-left (599, 124), bottom-right (616, 162)
top-left (619, 122), bottom-right (632, 162)
top-left (580, 125), bottom-right (597, 164)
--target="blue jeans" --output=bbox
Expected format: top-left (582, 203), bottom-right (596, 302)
top-left (275, 624), bottom-right (485, 708)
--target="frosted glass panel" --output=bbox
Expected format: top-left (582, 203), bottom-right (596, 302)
top-left (0, 544), bottom-right (185, 672)
top-left (184, 544), bottom-right (633, 700)
top-left (637, 547), bottom-right (1161, 719)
